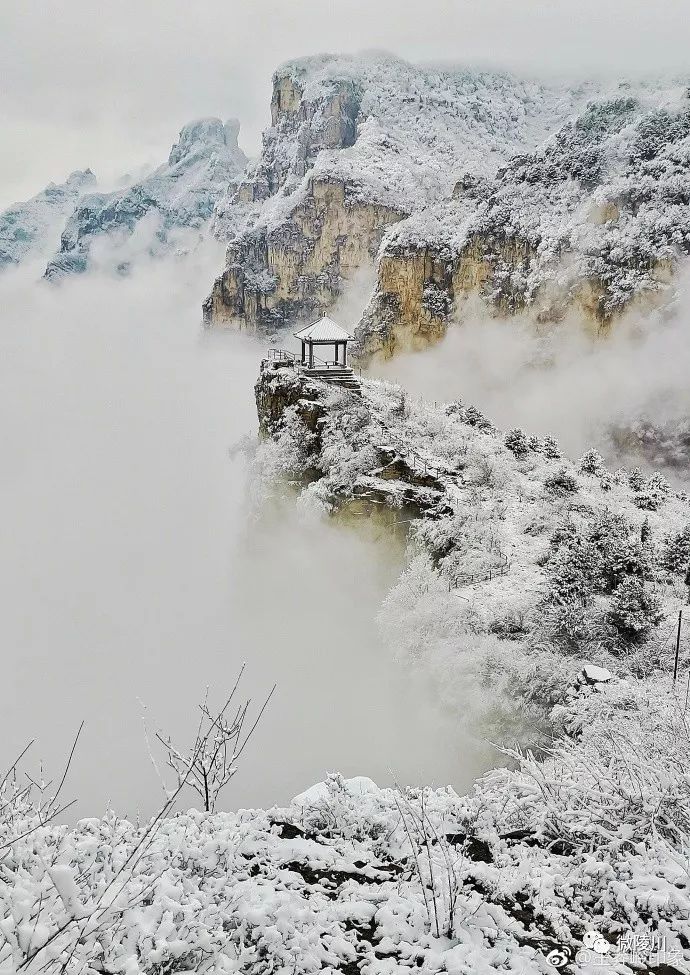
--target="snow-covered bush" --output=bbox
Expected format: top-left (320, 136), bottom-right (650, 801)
top-left (504, 427), bottom-right (529, 456)
top-left (577, 448), bottom-right (605, 475)
top-left (662, 524), bottom-right (690, 573)
top-left (607, 576), bottom-right (664, 645)
top-left (544, 467), bottom-right (578, 495)
top-left (634, 471), bottom-right (671, 511)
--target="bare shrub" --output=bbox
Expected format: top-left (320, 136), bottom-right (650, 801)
top-left (149, 666), bottom-right (276, 812)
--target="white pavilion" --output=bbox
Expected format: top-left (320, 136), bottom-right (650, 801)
top-left (294, 315), bottom-right (354, 369)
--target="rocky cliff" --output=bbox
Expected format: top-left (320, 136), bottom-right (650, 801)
top-left (203, 58), bottom-right (690, 361)
top-left (45, 118), bottom-right (246, 278)
top-left (355, 90), bottom-right (690, 359)
top-left (0, 169), bottom-right (96, 272)
top-left (204, 54), bottom-right (586, 332)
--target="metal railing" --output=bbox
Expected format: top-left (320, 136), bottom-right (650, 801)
top-left (266, 347), bottom-right (362, 375)
top-left (447, 555), bottom-right (511, 591)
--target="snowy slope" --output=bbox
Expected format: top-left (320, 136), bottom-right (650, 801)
top-left (256, 364), bottom-right (690, 685)
top-left (45, 119), bottom-right (247, 278)
top-left (363, 81), bottom-right (690, 341)
top-left (0, 170), bottom-right (96, 271)
top-left (214, 53), bottom-right (589, 237)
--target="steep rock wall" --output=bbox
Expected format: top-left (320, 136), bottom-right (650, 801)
top-left (204, 179), bottom-right (405, 330)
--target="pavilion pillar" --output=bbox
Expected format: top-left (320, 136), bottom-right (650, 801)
top-left (301, 340), bottom-right (306, 365)
top-left (308, 341), bottom-right (314, 368)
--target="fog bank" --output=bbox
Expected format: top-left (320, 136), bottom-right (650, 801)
top-left (370, 290), bottom-right (690, 480)
top-left (3, 0), bottom-right (690, 206)
top-left (0, 254), bottom-right (488, 818)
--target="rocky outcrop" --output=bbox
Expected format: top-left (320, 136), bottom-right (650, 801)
top-left (206, 54), bottom-right (586, 333)
top-left (205, 178), bottom-right (404, 330)
top-left (0, 170), bottom-right (96, 271)
top-left (45, 119), bottom-right (246, 278)
top-left (255, 361), bottom-right (450, 522)
top-left (355, 93), bottom-right (690, 360)
top-left (205, 65), bottom-right (403, 331)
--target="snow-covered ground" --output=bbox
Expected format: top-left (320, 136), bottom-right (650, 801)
top-left (3, 693), bottom-right (689, 975)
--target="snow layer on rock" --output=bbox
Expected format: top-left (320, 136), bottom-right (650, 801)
top-left (45, 118), bottom-right (247, 278)
top-left (2, 736), bottom-right (689, 975)
top-left (0, 170), bottom-right (96, 271)
top-left (385, 81), bottom-right (690, 315)
top-left (213, 53), bottom-right (591, 242)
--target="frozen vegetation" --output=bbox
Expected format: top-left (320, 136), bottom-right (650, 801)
top-left (387, 84), bottom-right (690, 317)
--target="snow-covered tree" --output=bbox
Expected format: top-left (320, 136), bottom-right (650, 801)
top-left (504, 428), bottom-right (529, 456)
top-left (578, 448), bottom-right (605, 475)
top-left (542, 436), bottom-right (561, 459)
top-left (607, 576), bottom-right (663, 646)
top-left (662, 525), bottom-right (690, 573)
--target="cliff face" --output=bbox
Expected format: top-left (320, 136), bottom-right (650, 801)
top-left (205, 54), bottom-right (585, 333)
top-left (355, 93), bottom-right (690, 360)
top-left (205, 60), bottom-right (690, 355)
top-left (205, 178), bottom-right (404, 330)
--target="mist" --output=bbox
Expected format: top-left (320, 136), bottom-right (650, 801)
top-left (0, 253), bottom-right (491, 818)
top-left (370, 291), bottom-right (690, 480)
top-left (3, 0), bottom-right (690, 207)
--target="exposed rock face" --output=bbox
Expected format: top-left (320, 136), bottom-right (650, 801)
top-left (205, 54), bottom-right (585, 332)
top-left (206, 178), bottom-right (404, 330)
top-left (255, 361), bottom-right (450, 521)
top-left (355, 91), bottom-right (690, 360)
top-left (0, 170), bottom-right (96, 271)
top-left (45, 119), bottom-right (246, 278)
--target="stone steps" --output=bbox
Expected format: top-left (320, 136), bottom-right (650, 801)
top-left (301, 367), bottom-right (361, 394)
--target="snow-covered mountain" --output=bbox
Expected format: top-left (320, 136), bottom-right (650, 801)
top-left (358, 83), bottom-right (690, 358)
top-left (203, 55), bottom-right (690, 365)
top-left (204, 53), bottom-right (589, 330)
top-left (44, 118), bottom-right (247, 278)
top-left (0, 169), bottom-right (96, 271)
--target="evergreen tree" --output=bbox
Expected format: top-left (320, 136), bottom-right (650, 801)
top-left (607, 577), bottom-right (663, 645)
top-left (504, 428), bottom-right (530, 456)
top-left (578, 448), bottom-right (605, 475)
top-left (542, 436), bottom-right (562, 459)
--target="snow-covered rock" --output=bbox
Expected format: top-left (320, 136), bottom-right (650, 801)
top-left (581, 664), bottom-right (614, 683)
top-left (196, 53), bottom-right (690, 360)
top-left (204, 53), bottom-right (589, 331)
top-left (0, 170), bottom-right (96, 271)
top-left (44, 118), bottom-right (247, 278)
top-left (356, 84), bottom-right (690, 359)
top-left (293, 775), bottom-right (379, 806)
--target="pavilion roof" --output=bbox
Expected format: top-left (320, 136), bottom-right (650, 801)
top-left (294, 315), bottom-right (353, 342)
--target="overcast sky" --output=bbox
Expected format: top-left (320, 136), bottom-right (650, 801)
top-left (2, 0), bottom-right (689, 207)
